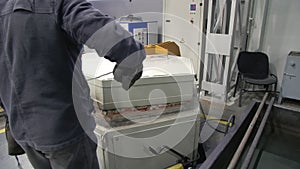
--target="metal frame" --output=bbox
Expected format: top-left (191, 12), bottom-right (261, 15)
top-left (200, 0), bottom-right (257, 103)
top-left (201, 0), bottom-right (239, 102)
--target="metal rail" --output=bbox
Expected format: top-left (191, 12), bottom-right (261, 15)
top-left (227, 92), bottom-right (269, 169)
top-left (240, 97), bottom-right (275, 169)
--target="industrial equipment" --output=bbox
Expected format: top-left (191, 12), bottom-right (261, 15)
top-left (94, 109), bottom-right (201, 169)
top-left (163, 0), bottom-right (205, 83)
top-left (278, 51), bottom-right (300, 103)
top-left (119, 15), bottom-right (158, 45)
top-left (82, 53), bottom-right (195, 110)
top-left (82, 52), bottom-right (202, 169)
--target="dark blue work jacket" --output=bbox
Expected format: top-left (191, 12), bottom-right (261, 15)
top-left (0, 0), bottom-right (143, 151)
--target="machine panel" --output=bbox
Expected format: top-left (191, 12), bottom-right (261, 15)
top-left (279, 51), bottom-right (300, 103)
top-left (163, 0), bottom-right (205, 81)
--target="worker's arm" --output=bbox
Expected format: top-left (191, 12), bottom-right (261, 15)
top-left (57, 0), bottom-right (145, 89)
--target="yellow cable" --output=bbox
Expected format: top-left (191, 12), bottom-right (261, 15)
top-left (0, 128), bottom-right (5, 134)
top-left (167, 163), bottom-right (184, 169)
top-left (201, 114), bottom-right (233, 127)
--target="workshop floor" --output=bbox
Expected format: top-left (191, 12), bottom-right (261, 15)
top-left (0, 92), bottom-right (299, 169)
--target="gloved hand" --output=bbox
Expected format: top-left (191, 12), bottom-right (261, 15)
top-left (113, 63), bottom-right (143, 90)
top-left (101, 35), bottom-right (146, 90)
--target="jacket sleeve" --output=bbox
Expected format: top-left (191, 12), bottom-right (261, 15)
top-left (57, 0), bottom-right (145, 64)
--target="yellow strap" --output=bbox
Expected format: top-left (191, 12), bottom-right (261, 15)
top-left (0, 107), bottom-right (4, 113)
top-left (167, 163), bottom-right (184, 169)
top-left (0, 128), bottom-right (5, 134)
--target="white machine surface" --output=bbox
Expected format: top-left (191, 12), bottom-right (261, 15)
top-left (279, 51), bottom-right (300, 103)
top-left (82, 53), bottom-right (196, 110)
top-left (95, 109), bottom-right (200, 169)
top-left (163, 0), bottom-right (205, 81)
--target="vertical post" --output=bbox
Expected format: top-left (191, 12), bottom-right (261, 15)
top-left (201, 0), bottom-right (240, 103)
top-left (240, 0), bottom-right (253, 51)
top-left (257, 0), bottom-right (269, 51)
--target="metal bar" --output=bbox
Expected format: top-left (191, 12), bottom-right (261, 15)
top-left (202, 54), bottom-right (209, 82)
top-left (237, 0), bottom-right (243, 37)
top-left (226, 0), bottom-right (238, 97)
top-left (223, 56), bottom-right (231, 100)
top-left (257, 0), bottom-right (269, 51)
top-left (227, 92), bottom-right (269, 169)
top-left (229, 47), bottom-right (240, 81)
top-left (222, 0), bottom-right (227, 34)
top-left (228, 0), bottom-right (237, 35)
top-left (241, 0), bottom-right (252, 50)
top-left (240, 97), bottom-right (275, 169)
top-left (202, 0), bottom-right (213, 84)
top-left (223, 57), bottom-right (231, 84)
top-left (197, 0), bottom-right (205, 86)
top-left (245, 0), bottom-right (255, 50)
top-left (207, 0), bottom-right (213, 33)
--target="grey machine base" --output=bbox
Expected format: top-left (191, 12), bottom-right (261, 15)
top-left (95, 110), bottom-right (200, 169)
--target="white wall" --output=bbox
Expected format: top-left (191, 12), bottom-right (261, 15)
top-left (262, 0), bottom-right (300, 89)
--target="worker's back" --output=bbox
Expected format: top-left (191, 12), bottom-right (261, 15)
top-left (0, 0), bottom-right (101, 151)
top-left (0, 1), bottom-right (146, 168)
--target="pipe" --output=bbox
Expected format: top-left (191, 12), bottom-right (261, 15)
top-left (227, 92), bottom-right (269, 169)
top-left (240, 97), bottom-right (275, 169)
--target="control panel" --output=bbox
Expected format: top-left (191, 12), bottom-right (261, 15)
top-left (133, 28), bottom-right (148, 45)
top-left (189, 0), bottom-right (202, 24)
top-left (120, 21), bottom-right (149, 45)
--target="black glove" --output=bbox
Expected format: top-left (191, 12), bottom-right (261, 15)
top-left (113, 64), bottom-right (143, 90)
top-left (103, 36), bottom-right (146, 90)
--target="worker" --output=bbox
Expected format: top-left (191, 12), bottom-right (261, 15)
top-left (0, 0), bottom-right (145, 168)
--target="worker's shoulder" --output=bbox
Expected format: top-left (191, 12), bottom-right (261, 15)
top-left (0, 0), bottom-right (57, 16)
